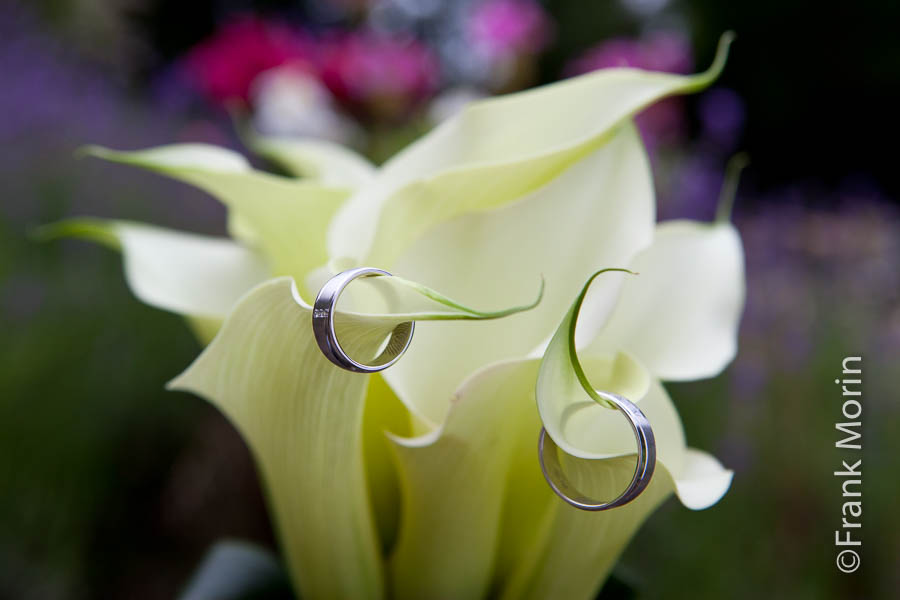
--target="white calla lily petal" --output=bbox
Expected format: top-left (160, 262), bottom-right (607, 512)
top-left (386, 354), bottom-right (659, 600)
top-left (39, 219), bottom-right (269, 318)
top-left (498, 454), bottom-right (675, 600)
top-left (388, 346), bottom-right (715, 600)
top-left (83, 144), bottom-right (350, 300)
top-left (169, 278), bottom-right (386, 600)
top-left (250, 136), bottom-right (376, 186)
top-left (167, 274), bottom-right (543, 600)
top-left (388, 360), bottom-right (539, 600)
top-left (386, 124), bottom-right (653, 426)
top-left (673, 447), bottom-right (734, 510)
top-left (588, 220), bottom-right (745, 380)
top-left (79, 142), bottom-right (252, 173)
top-left (328, 35), bottom-right (732, 267)
top-left (533, 268), bottom-right (688, 466)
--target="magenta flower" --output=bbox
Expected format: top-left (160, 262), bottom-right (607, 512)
top-left (467, 0), bottom-right (553, 59)
top-left (319, 31), bottom-right (440, 120)
top-left (182, 16), bottom-right (314, 106)
top-left (566, 31), bottom-right (694, 149)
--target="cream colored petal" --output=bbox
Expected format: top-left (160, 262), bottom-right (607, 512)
top-left (167, 274), bottom-right (543, 600)
top-left (388, 360), bottom-right (539, 600)
top-left (38, 219), bottom-right (269, 318)
top-left (385, 124), bottom-right (654, 426)
top-left (503, 396), bottom-right (726, 600)
top-left (673, 447), bottom-right (734, 510)
top-left (588, 220), bottom-right (745, 381)
top-left (80, 143), bottom-right (252, 172)
top-left (498, 454), bottom-right (675, 600)
top-left (535, 269), bottom-right (688, 471)
top-left (387, 354), bottom-right (698, 600)
top-left (168, 278), bottom-right (385, 600)
top-left (83, 144), bottom-right (350, 301)
top-left (250, 136), bottom-right (376, 186)
top-left (328, 35), bottom-right (732, 267)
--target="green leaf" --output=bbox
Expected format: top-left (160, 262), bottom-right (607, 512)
top-left (327, 33), bottom-right (733, 268)
top-left (167, 275), bottom-right (543, 600)
top-left (81, 144), bottom-right (349, 301)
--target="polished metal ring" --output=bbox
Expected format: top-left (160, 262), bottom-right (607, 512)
top-left (538, 391), bottom-right (656, 511)
top-left (312, 267), bottom-right (415, 373)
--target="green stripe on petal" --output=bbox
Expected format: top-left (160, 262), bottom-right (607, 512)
top-left (82, 144), bottom-right (350, 300)
top-left (328, 33), bottom-right (733, 267)
top-left (165, 275), bottom-right (544, 599)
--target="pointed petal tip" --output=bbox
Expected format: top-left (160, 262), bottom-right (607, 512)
top-left (709, 31), bottom-right (737, 77)
top-left (74, 144), bottom-right (107, 160)
top-left (164, 375), bottom-right (186, 393)
top-left (385, 424), bottom-right (443, 449)
top-left (31, 218), bottom-right (120, 249)
top-left (673, 448), bottom-right (734, 510)
top-left (75, 143), bottom-right (253, 174)
top-left (688, 31), bottom-right (736, 91)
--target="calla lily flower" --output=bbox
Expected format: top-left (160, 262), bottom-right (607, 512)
top-left (49, 34), bottom-right (744, 600)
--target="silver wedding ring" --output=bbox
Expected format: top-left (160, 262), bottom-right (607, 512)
top-left (539, 391), bottom-right (656, 511)
top-left (312, 267), bottom-right (415, 373)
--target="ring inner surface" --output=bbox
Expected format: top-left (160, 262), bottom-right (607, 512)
top-left (332, 274), bottom-right (414, 369)
top-left (540, 429), bottom-right (642, 508)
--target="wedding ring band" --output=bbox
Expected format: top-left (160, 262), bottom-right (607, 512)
top-left (538, 391), bottom-right (656, 511)
top-left (312, 267), bottom-right (415, 373)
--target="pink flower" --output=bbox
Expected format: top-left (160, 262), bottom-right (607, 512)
top-left (319, 31), bottom-right (440, 120)
top-left (566, 31), bottom-right (694, 149)
top-left (182, 16), bottom-right (314, 106)
top-left (467, 0), bottom-right (553, 59)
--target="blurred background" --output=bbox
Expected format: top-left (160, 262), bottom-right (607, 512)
top-left (1, 0), bottom-right (898, 598)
